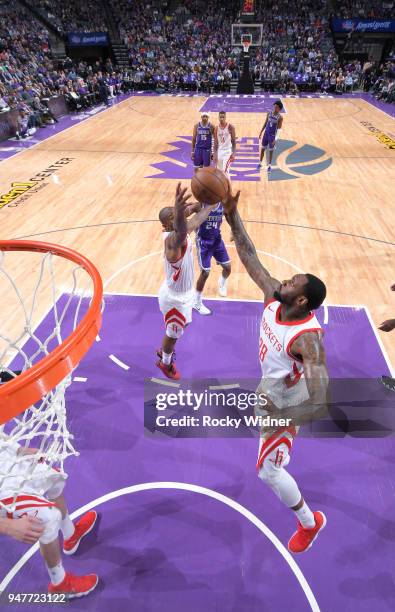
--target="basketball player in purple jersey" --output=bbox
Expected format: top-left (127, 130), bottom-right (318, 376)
top-left (191, 112), bottom-right (214, 171)
top-left (257, 100), bottom-right (284, 174)
top-left (193, 203), bottom-right (231, 315)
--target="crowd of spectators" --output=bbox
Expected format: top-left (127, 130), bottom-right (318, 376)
top-left (27, 0), bottom-right (108, 35)
top-left (112, 0), bottom-right (240, 92)
top-left (250, 0), bottom-right (344, 93)
top-left (0, 0), bottom-right (394, 141)
top-left (371, 61), bottom-right (395, 103)
top-left (336, 0), bottom-right (394, 19)
top-left (0, 1), bottom-right (131, 138)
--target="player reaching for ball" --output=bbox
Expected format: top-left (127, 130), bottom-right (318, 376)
top-left (157, 183), bottom-right (217, 379)
top-left (223, 188), bottom-right (329, 554)
top-left (191, 112), bottom-right (214, 171)
top-left (214, 111), bottom-right (236, 178)
top-left (257, 100), bottom-right (283, 174)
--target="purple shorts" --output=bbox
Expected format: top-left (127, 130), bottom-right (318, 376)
top-left (196, 235), bottom-right (230, 271)
top-left (194, 148), bottom-right (211, 168)
top-left (262, 132), bottom-right (275, 150)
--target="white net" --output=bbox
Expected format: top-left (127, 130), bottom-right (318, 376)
top-left (0, 247), bottom-right (101, 513)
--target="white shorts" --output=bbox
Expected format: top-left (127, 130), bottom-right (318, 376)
top-left (217, 150), bottom-right (233, 178)
top-left (256, 376), bottom-right (309, 410)
top-left (0, 463), bottom-right (66, 515)
top-left (158, 282), bottom-right (193, 333)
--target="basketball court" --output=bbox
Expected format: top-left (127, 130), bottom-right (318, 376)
top-left (0, 92), bottom-right (394, 610)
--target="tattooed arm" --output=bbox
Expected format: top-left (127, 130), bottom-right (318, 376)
top-left (223, 190), bottom-right (280, 301)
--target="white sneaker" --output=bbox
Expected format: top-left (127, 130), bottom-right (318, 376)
top-left (218, 277), bottom-right (227, 297)
top-left (193, 301), bottom-right (211, 315)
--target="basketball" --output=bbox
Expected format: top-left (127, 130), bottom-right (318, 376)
top-left (191, 167), bottom-right (230, 205)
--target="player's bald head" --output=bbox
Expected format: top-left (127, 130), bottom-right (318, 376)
top-left (159, 206), bottom-right (174, 229)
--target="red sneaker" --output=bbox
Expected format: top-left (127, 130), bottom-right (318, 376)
top-left (155, 349), bottom-right (180, 380)
top-left (288, 511), bottom-right (326, 554)
top-left (156, 358), bottom-right (180, 380)
top-left (63, 510), bottom-right (97, 555)
top-left (48, 572), bottom-right (98, 598)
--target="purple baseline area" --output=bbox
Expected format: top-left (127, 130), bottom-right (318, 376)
top-left (0, 92), bottom-right (393, 164)
top-left (1, 295), bottom-right (395, 612)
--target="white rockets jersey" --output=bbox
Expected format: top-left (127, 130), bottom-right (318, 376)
top-left (259, 299), bottom-right (322, 396)
top-left (217, 123), bottom-right (232, 152)
top-left (163, 232), bottom-right (194, 293)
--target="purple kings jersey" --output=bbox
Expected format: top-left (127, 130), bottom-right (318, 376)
top-left (264, 111), bottom-right (280, 138)
top-left (196, 122), bottom-right (212, 150)
top-left (198, 203), bottom-right (223, 240)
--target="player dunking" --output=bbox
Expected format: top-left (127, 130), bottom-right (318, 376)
top-left (157, 183), bottom-right (217, 379)
top-left (223, 188), bottom-right (328, 554)
top-left (214, 111), bottom-right (236, 178)
top-left (193, 202), bottom-right (231, 315)
top-left (191, 112), bottom-right (214, 171)
top-left (257, 100), bottom-right (283, 174)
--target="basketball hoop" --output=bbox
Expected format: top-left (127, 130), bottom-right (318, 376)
top-left (241, 34), bottom-right (252, 54)
top-left (242, 41), bottom-right (251, 53)
top-left (0, 240), bottom-right (103, 512)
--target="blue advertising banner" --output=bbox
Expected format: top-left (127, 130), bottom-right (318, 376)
top-left (68, 32), bottom-right (109, 46)
top-left (332, 19), bottom-right (395, 33)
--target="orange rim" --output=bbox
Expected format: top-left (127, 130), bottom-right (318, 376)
top-left (0, 240), bottom-right (103, 424)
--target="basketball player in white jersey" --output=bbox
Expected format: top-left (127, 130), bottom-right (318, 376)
top-left (223, 188), bottom-right (329, 554)
top-left (0, 434), bottom-right (98, 596)
top-left (157, 183), bottom-right (217, 379)
top-left (214, 111), bottom-right (236, 178)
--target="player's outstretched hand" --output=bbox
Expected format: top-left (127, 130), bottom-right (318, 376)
top-left (174, 182), bottom-right (192, 211)
top-left (5, 515), bottom-right (44, 544)
top-left (379, 319), bottom-right (395, 332)
top-left (222, 188), bottom-right (241, 215)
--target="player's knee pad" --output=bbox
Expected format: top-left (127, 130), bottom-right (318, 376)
top-left (37, 505), bottom-right (62, 545)
top-left (166, 321), bottom-right (184, 339)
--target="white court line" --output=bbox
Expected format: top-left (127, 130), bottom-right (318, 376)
top-left (73, 377), bottom-right (87, 383)
top-left (0, 482), bottom-right (320, 612)
top-left (150, 377), bottom-right (180, 388)
top-left (103, 245), bottom-right (330, 322)
top-left (104, 250), bottom-right (162, 288)
top-left (109, 354), bottom-right (130, 370)
top-left (209, 383), bottom-right (240, 390)
top-left (360, 96), bottom-right (395, 120)
top-left (323, 307), bottom-right (329, 325)
top-left (104, 245), bottom-right (304, 289)
top-left (363, 306), bottom-right (395, 376)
